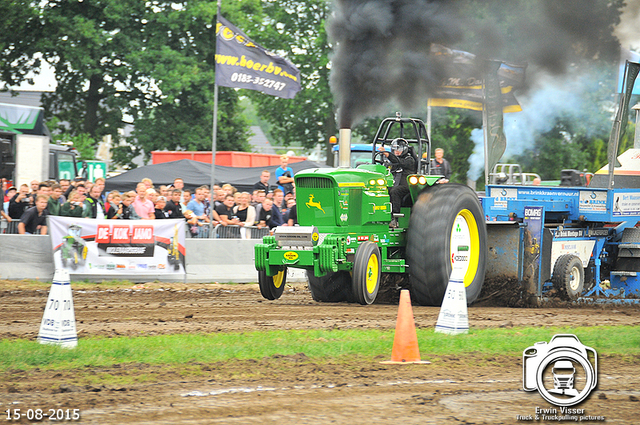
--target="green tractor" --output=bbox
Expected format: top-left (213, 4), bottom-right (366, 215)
top-left (61, 224), bottom-right (88, 270)
top-left (255, 115), bottom-right (487, 306)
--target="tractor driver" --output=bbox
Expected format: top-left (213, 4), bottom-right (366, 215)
top-left (379, 138), bottom-right (417, 228)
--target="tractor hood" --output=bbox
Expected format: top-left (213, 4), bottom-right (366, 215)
top-left (294, 166), bottom-right (393, 232)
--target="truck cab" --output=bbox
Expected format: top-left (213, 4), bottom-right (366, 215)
top-left (331, 143), bottom-right (376, 169)
top-left (0, 103), bottom-right (86, 185)
top-left (0, 131), bottom-right (83, 186)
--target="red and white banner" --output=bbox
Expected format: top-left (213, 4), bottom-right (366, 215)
top-left (48, 217), bottom-right (186, 276)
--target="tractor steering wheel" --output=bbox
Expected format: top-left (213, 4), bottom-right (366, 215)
top-left (373, 150), bottom-right (388, 166)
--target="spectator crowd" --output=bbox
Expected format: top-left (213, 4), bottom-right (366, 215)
top-left (1, 155), bottom-right (298, 239)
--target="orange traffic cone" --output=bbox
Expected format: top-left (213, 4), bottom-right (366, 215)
top-left (381, 289), bottom-right (431, 364)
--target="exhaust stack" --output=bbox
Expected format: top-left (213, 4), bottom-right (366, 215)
top-left (338, 128), bottom-right (351, 168)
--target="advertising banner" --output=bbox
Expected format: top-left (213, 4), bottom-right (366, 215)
top-left (48, 217), bottom-right (186, 276)
top-left (523, 206), bottom-right (544, 293)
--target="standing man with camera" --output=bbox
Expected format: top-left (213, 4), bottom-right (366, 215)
top-left (82, 184), bottom-right (106, 219)
top-left (9, 184), bottom-right (33, 220)
top-left (275, 155), bottom-right (295, 195)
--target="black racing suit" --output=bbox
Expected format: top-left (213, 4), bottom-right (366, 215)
top-left (388, 151), bottom-right (417, 214)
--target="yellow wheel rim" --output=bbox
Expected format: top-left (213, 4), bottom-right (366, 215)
top-left (365, 254), bottom-right (379, 294)
top-left (450, 209), bottom-right (480, 288)
top-left (272, 270), bottom-right (285, 289)
top-left (82, 246), bottom-right (88, 259)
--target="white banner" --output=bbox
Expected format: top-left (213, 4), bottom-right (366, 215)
top-left (48, 217), bottom-right (186, 276)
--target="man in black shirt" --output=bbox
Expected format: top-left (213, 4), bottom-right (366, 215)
top-left (257, 198), bottom-right (277, 229)
top-left (164, 189), bottom-right (184, 218)
top-left (380, 138), bottom-right (417, 228)
top-left (18, 195), bottom-right (49, 234)
top-left (9, 184), bottom-right (33, 219)
top-left (253, 170), bottom-right (271, 193)
top-left (215, 194), bottom-right (240, 226)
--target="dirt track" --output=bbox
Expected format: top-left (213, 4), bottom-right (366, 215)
top-left (1, 280), bottom-right (639, 424)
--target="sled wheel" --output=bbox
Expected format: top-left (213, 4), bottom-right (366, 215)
top-left (552, 254), bottom-right (584, 300)
top-left (306, 270), bottom-right (352, 302)
top-left (352, 242), bottom-right (381, 305)
top-left (407, 184), bottom-right (487, 306)
top-left (258, 267), bottom-right (287, 300)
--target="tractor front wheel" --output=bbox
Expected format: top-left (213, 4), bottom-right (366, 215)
top-left (258, 268), bottom-right (287, 300)
top-left (407, 184), bottom-right (487, 306)
top-left (352, 242), bottom-right (381, 305)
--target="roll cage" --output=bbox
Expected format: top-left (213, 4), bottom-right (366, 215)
top-left (370, 114), bottom-right (431, 175)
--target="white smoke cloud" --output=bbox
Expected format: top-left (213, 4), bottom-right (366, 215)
top-left (467, 70), bottom-right (615, 181)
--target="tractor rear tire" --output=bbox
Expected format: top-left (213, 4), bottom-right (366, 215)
top-left (258, 268), bottom-right (287, 300)
top-left (552, 254), bottom-right (584, 300)
top-left (407, 184), bottom-right (487, 306)
top-left (307, 270), bottom-right (352, 302)
top-left (352, 242), bottom-right (381, 305)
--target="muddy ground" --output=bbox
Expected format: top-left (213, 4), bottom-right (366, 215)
top-left (1, 280), bottom-right (639, 424)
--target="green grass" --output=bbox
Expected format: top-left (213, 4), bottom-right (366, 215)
top-left (1, 326), bottom-right (638, 372)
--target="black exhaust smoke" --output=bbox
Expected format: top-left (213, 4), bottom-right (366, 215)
top-left (328, 0), bottom-right (462, 129)
top-left (328, 0), bottom-right (623, 129)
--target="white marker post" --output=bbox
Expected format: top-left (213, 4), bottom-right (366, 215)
top-left (434, 278), bottom-right (469, 335)
top-left (435, 215), bottom-right (471, 335)
top-left (37, 269), bottom-right (77, 348)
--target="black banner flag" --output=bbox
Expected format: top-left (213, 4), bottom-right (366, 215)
top-left (215, 16), bottom-right (301, 99)
top-left (429, 44), bottom-right (526, 113)
top-left (607, 60), bottom-right (640, 188)
top-left (484, 60), bottom-right (508, 175)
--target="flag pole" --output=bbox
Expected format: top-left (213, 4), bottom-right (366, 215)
top-left (210, 0), bottom-right (221, 233)
top-left (482, 78), bottom-right (489, 186)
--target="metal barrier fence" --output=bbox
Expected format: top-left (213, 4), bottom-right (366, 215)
top-left (1, 217), bottom-right (270, 239)
top-left (212, 224), bottom-right (270, 239)
top-left (188, 224), bottom-right (210, 239)
top-left (0, 220), bottom-right (20, 234)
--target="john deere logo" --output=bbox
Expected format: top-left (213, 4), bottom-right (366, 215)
top-left (283, 251), bottom-right (299, 261)
top-left (306, 194), bottom-right (325, 213)
top-left (312, 232), bottom-right (319, 242)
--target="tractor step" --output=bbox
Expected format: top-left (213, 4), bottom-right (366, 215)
top-left (381, 258), bottom-right (407, 273)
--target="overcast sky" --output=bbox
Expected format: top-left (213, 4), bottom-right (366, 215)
top-left (12, 2), bottom-right (640, 93)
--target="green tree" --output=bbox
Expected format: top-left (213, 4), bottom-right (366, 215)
top-left (37, 0), bottom-right (148, 145)
top-left (112, 1), bottom-right (255, 167)
top-left (1, 0), bottom-right (254, 169)
top-left (0, 2), bottom-right (42, 88)
top-left (430, 109), bottom-right (479, 184)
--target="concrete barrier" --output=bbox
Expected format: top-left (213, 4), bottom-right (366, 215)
top-left (0, 235), bottom-right (55, 280)
top-left (0, 235), bottom-right (307, 283)
top-left (185, 239), bottom-right (257, 283)
top-left (185, 239), bottom-right (306, 283)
